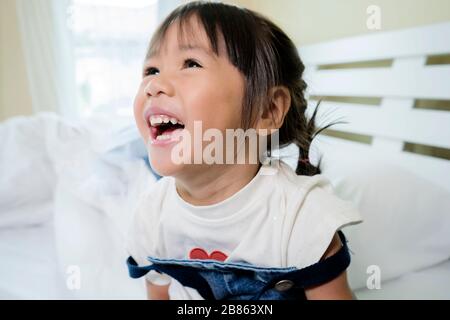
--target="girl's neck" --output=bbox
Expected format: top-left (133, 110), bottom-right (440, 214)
top-left (174, 163), bottom-right (261, 206)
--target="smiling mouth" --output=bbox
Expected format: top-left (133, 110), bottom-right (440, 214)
top-left (148, 114), bottom-right (185, 142)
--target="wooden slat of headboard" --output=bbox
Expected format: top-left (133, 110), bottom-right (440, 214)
top-left (307, 100), bottom-right (450, 149)
top-left (305, 65), bottom-right (450, 100)
top-left (299, 23), bottom-right (450, 192)
top-left (300, 22), bottom-right (450, 66)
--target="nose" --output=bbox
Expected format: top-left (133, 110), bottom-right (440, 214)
top-left (144, 75), bottom-right (174, 98)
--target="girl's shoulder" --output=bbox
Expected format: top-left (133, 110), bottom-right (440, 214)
top-left (274, 160), bottom-right (335, 197)
top-left (127, 176), bottom-right (174, 245)
top-left (273, 160), bottom-right (362, 268)
top-left (125, 177), bottom-right (174, 265)
top-left (135, 176), bottom-right (174, 212)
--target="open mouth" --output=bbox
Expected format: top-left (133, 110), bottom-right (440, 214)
top-left (148, 114), bottom-right (185, 142)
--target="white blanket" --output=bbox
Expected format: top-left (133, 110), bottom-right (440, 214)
top-left (0, 112), bottom-right (153, 299)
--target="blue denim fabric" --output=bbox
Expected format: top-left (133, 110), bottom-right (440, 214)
top-left (127, 231), bottom-right (351, 300)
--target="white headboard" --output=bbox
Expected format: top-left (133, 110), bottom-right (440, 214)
top-left (299, 22), bottom-right (450, 192)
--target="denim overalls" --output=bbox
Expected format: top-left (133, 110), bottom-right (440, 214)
top-left (127, 231), bottom-right (351, 300)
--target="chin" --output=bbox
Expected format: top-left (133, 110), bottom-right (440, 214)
top-left (149, 154), bottom-right (184, 177)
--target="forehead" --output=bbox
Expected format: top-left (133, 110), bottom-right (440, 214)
top-left (146, 15), bottom-right (224, 60)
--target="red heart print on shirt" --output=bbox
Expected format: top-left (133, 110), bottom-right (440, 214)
top-left (189, 248), bottom-right (228, 261)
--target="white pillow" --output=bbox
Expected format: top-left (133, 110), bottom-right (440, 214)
top-left (0, 113), bottom-right (58, 228)
top-left (320, 157), bottom-right (450, 290)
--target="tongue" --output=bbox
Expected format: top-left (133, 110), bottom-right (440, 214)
top-left (160, 126), bottom-right (183, 136)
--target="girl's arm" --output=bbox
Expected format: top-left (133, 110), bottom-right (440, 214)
top-left (146, 280), bottom-right (170, 300)
top-left (304, 233), bottom-right (355, 300)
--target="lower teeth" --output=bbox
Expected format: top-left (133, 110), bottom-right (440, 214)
top-left (156, 134), bottom-right (170, 141)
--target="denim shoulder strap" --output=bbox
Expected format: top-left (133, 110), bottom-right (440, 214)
top-left (126, 255), bottom-right (215, 299)
top-left (126, 256), bottom-right (156, 279)
top-left (267, 230), bottom-right (351, 289)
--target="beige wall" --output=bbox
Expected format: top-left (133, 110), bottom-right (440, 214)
top-left (227, 0), bottom-right (450, 46)
top-left (0, 0), bottom-right (33, 122)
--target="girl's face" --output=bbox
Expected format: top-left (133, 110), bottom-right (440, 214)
top-left (134, 17), bottom-right (246, 178)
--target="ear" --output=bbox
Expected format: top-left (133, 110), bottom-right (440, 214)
top-left (256, 86), bottom-right (291, 132)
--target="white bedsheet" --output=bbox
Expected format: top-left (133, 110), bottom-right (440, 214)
top-left (0, 220), bottom-right (138, 300)
top-left (0, 222), bottom-right (73, 299)
top-left (355, 259), bottom-right (450, 300)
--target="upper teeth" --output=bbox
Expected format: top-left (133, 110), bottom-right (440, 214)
top-left (149, 115), bottom-right (183, 127)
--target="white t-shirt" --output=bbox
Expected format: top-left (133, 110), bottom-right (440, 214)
top-left (126, 160), bottom-right (362, 299)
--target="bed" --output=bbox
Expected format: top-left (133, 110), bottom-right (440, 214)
top-left (299, 21), bottom-right (450, 299)
top-left (0, 22), bottom-right (449, 300)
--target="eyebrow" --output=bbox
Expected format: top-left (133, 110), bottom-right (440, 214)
top-left (146, 43), bottom-right (215, 60)
top-left (179, 44), bottom-right (212, 54)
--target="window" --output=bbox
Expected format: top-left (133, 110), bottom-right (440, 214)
top-left (70, 0), bottom-right (159, 119)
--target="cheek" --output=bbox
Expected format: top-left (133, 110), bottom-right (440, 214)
top-left (216, 69), bottom-right (246, 126)
top-left (185, 74), bottom-right (244, 129)
top-left (133, 92), bottom-right (148, 138)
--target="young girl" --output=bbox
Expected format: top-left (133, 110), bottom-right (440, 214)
top-left (126, 1), bottom-right (362, 300)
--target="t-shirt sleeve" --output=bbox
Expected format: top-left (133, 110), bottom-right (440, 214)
top-left (286, 176), bottom-right (362, 269)
top-left (126, 192), bottom-right (172, 286)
